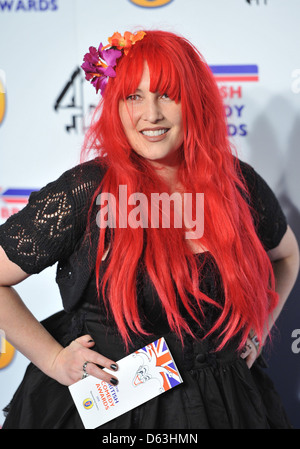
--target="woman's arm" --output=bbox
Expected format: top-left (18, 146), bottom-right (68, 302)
top-left (0, 246), bottom-right (119, 386)
top-left (266, 224), bottom-right (300, 336)
top-left (241, 225), bottom-right (299, 368)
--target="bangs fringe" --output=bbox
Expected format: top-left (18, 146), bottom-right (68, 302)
top-left (112, 36), bottom-right (182, 103)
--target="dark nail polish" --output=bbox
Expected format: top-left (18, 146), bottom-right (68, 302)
top-left (110, 363), bottom-right (118, 371)
top-left (110, 378), bottom-right (118, 386)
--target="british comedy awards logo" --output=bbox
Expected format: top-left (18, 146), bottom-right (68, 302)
top-left (0, 0), bottom-right (58, 12)
top-left (211, 64), bottom-right (259, 138)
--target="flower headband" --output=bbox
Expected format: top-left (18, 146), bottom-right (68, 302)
top-left (81, 31), bottom-right (146, 96)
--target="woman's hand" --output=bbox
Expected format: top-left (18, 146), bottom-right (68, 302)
top-left (49, 335), bottom-right (119, 387)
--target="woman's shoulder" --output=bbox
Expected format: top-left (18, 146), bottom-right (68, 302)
top-left (235, 158), bottom-right (256, 188)
top-left (62, 156), bottom-right (107, 186)
top-left (235, 157), bottom-right (287, 250)
top-left (0, 157), bottom-right (107, 275)
top-left (57, 156), bottom-right (108, 205)
top-left (235, 157), bottom-right (269, 199)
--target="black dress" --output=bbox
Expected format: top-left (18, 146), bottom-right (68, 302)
top-left (0, 158), bottom-right (292, 429)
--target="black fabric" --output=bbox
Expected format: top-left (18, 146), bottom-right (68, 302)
top-left (238, 160), bottom-right (287, 251)
top-left (2, 308), bottom-right (291, 429)
top-left (0, 158), bottom-right (291, 429)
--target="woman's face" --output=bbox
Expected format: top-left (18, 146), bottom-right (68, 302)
top-left (119, 63), bottom-right (184, 167)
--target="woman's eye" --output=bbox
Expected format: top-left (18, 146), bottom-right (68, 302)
top-left (161, 93), bottom-right (169, 99)
top-left (126, 94), bottom-right (140, 102)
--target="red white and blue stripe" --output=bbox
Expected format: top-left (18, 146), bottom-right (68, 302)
top-left (0, 188), bottom-right (36, 204)
top-left (209, 64), bottom-right (259, 82)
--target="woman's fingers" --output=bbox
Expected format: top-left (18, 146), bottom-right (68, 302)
top-left (240, 338), bottom-right (258, 369)
top-left (51, 335), bottom-right (119, 387)
top-left (83, 360), bottom-right (119, 386)
top-left (73, 335), bottom-right (119, 385)
top-left (75, 334), bottom-right (95, 347)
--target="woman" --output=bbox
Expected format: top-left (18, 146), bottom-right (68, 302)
top-left (0, 30), bottom-right (299, 429)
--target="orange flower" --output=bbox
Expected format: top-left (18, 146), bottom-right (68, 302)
top-left (104, 31), bottom-right (146, 55)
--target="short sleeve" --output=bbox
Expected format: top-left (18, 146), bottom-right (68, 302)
top-left (0, 158), bottom-right (104, 274)
top-left (239, 160), bottom-right (287, 251)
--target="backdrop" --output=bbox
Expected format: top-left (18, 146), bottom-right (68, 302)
top-left (0, 0), bottom-right (299, 428)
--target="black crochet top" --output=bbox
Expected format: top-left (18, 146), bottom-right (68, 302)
top-left (0, 158), bottom-right (287, 317)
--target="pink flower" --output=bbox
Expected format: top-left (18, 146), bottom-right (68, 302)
top-left (81, 43), bottom-right (122, 95)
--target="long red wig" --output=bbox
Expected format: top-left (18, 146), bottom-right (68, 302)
top-left (82, 30), bottom-right (278, 351)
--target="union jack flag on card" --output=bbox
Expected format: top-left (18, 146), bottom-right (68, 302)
top-left (132, 338), bottom-right (182, 392)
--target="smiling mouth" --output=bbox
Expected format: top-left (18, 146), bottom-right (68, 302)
top-left (141, 128), bottom-right (169, 137)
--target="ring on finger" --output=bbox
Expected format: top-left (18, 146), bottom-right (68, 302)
top-left (82, 361), bottom-right (89, 379)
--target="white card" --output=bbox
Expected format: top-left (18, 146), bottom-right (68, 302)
top-left (68, 337), bottom-right (183, 429)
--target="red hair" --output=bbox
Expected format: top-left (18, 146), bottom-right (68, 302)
top-left (82, 30), bottom-right (278, 351)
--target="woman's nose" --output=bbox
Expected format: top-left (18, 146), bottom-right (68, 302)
top-left (142, 97), bottom-right (163, 123)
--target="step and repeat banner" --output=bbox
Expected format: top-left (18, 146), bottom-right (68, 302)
top-left (0, 0), bottom-right (300, 428)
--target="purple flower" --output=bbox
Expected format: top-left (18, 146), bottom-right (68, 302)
top-left (81, 43), bottom-right (122, 95)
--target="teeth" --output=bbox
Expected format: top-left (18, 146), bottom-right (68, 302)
top-left (141, 129), bottom-right (168, 137)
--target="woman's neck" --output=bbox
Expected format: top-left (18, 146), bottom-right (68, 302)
top-left (148, 161), bottom-right (181, 193)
